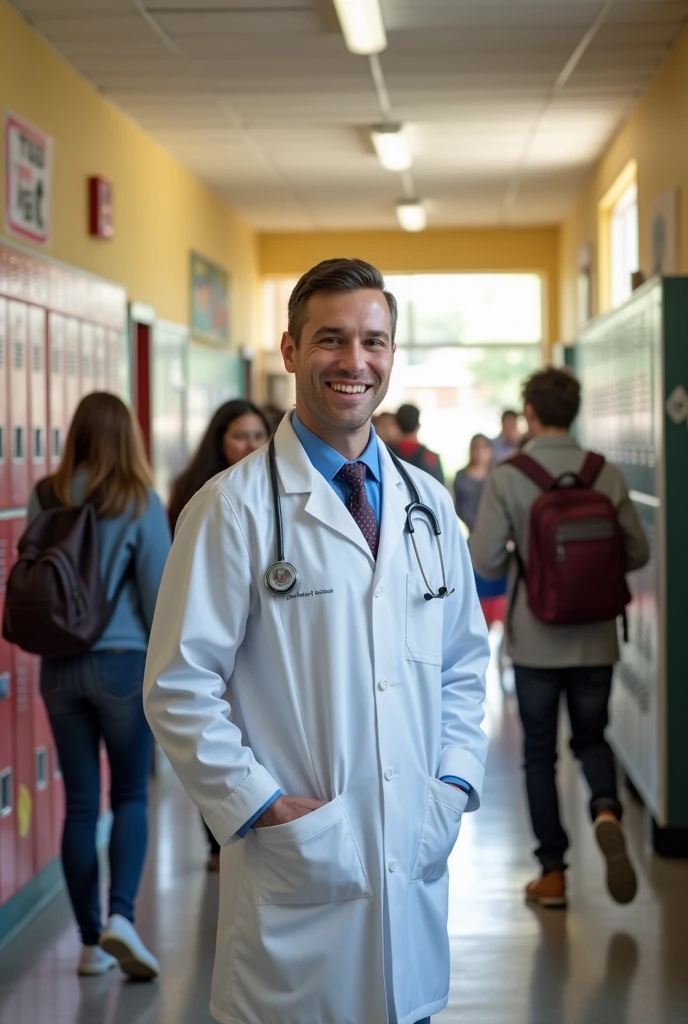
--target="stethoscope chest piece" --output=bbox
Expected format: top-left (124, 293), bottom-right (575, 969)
top-left (264, 560), bottom-right (299, 595)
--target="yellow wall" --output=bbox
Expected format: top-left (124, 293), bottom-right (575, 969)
top-left (560, 24), bottom-right (688, 341)
top-left (0, 0), bottom-right (258, 343)
top-left (260, 227), bottom-right (560, 347)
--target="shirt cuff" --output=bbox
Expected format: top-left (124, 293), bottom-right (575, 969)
top-left (441, 775), bottom-right (471, 794)
top-left (236, 789), bottom-right (281, 838)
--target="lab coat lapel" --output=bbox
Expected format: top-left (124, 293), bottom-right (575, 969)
top-left (374, 442), bottom-right (409, 585)
top-left (274, 414), bottom-right (374, 564)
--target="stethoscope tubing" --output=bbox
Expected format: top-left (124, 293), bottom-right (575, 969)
top-left (266, 437), bottom-right (454, 600)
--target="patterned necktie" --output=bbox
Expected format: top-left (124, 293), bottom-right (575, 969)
top-left (336, 461), bottom-right (379, 558)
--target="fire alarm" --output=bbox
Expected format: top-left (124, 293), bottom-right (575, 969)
top-left (89, 176), bottom-right (114, 239)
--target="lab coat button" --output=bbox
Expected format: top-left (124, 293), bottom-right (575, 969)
top-left (388, 860), bottom-right (397, 873)
top-left (384, 768), bottom-right (394, 781)
top-left (378, 678), bottom-right (389, 691)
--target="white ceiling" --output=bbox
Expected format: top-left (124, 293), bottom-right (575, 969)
top-left (11, 0), bottom-right (688, 230)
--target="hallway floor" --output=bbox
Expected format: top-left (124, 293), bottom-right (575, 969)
top-left (1, 655), bottom-right (687, 1024)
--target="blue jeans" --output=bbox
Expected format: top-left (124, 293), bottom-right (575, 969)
top-left (41, 651), bottom-right (153, 946)
top-left (514, 665), bottom-right (621, 872)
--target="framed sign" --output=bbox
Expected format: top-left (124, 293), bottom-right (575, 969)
top-left (190, 251), bottom-right (229, 347)
top-left (5, 111), bottom-right (53, 246)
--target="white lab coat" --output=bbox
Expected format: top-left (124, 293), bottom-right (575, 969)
top-left (143, 415), bottom-right (489, 1024)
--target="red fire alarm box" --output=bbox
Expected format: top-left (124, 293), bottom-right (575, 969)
top-left (88, 177), bottom-right (113, 240)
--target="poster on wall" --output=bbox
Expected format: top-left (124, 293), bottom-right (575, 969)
top-left (4, 111), bottom-right (53, 247)
top-left (649, 188), bottom-right (679, 276)
top-left (190, 251), bottom-right (229, 347)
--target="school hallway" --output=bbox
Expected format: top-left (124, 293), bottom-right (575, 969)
top-left (1, 652), bottom-right (686, 1024)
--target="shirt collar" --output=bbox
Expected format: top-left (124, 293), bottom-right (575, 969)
top-left (291, 411), bottom-right (381, 484)
top-left (524, 433), bottom-right (579, 452)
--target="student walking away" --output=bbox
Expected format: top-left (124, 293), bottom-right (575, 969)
top-left (454, 434), bottom-right (507, 627)
top-left (168, 399), bottom-right (270, 870)
top-left (144, 258), bottom-right (489, 1024)
top-left (394, 403), bottom-right (445, 484)
top-left (471, 368), bottom-right (649, 910)
top-left (3, 394), bottom-right (171, 978)
top-left (491, 409), bottom-right (521, 463)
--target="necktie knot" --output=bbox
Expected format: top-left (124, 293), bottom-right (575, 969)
top-left (337, 461), bottom-right (367, 489)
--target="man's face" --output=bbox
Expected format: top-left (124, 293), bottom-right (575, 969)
top-left (281, 289), bottom-right (395, 435)
top-left (502, 414), bottom-right (520, 445)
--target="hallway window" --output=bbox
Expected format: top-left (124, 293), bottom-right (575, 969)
top-left (609, 182), bottom-right (639, 308)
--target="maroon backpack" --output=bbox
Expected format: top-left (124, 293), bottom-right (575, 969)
top-left (508, 452), bottom-right (630, 627)
top-left (2, 478), bottom-right (129, 658)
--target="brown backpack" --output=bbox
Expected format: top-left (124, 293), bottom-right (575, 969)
top-left (2, 478), bottom-right (130, 658)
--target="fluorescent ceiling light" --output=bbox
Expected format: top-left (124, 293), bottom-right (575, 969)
top-left (371, 124), bottom-right (411, 172)
top-left (396, 199), bottom-right (426, 233)
top-left (332, 0), bottom-right (387, 55)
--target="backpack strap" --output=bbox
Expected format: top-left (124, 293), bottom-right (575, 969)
top-left (35, 476), bottom-right (62, 511)
top-left (505, 453), bottom-right (556, 491)
top-left (578, 452), bottom-right (606, 488)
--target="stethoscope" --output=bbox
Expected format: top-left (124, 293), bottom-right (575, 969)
top-left (263, 437), bottom-right (455, 602)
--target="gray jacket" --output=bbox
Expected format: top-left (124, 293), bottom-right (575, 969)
top-left (470, 435), bottom-right (650, 668)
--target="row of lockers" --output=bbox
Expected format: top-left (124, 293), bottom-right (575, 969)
top-left (0, 296), bottom-right (125, 512)
top-left (0, 515), bottom-right (110, 906)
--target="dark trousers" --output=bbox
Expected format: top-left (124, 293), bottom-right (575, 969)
top-left (514, 665), bottom-right (622, 873)
top-left (41, 651), bottom-right (153, 946)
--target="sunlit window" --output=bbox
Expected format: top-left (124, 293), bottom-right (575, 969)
top-left (609, 182), bottom-right (639, 308)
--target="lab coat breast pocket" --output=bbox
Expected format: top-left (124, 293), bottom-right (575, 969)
top-left (411, 777), bottom-right (468, 883)
top-left (254, 796), bottom-right (370, 906)
top-left (405, 572), bottom-right (444, 665)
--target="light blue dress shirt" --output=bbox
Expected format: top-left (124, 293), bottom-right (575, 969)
top-left (291, 411), bottom-right (382, 526)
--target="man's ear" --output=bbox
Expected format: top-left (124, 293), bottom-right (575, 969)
top-left (281, 331), bottom-right (297, 374)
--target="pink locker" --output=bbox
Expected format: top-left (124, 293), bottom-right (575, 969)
top-left (28, 306), bottom-right (48, 487)
top-left (0, 522), bottom-right (16, 905)
top-left (7, 302), bottom-right (29, 508)
top-left (0, 299), bottom-right (9, 509)
top-left (64, 318), bottom-right (80, 426)
top-left (93, 325), bottom-right (107, 391)
top-left (47, 313), bottom-right (67, 471)
top-left (30, 654), bottom-right (53, 873)
top-left (80, 322), bottom-right (94, 397)
top-left (9, 517), bottom-right (34, 889)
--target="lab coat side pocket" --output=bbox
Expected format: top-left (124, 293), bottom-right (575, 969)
top-left (255, 795), bottom-right (370, 906)
top-left (405, 573), bottom-right (444, 665)
top-left (411, 777), bottom-right (468, 883)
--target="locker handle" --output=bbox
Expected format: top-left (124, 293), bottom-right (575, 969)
top-left (0, 672), bottom-right (10, 700)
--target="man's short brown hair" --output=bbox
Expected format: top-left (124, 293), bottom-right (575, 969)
top-left (522, 367), bottom-right (581, 429)
top-left (287, 258), bottom-right (398, 345)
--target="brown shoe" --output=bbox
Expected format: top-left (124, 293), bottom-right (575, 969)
top-left (525, 870), bottom-right (567, 909)
top-left (594, 812), bottom-right (637, 904)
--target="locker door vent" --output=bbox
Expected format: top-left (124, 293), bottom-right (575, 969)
top-left (36, 747), bottom-right (48, 791)
top-left (13, 339), bottom-right (25, 370)
top-left (0, 768), bottom-right (12, 817)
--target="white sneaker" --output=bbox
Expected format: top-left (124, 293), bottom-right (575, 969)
top-left (99, 914), bottom-right (160, 981)
top-left (78, 945), bottom-right (118, 976)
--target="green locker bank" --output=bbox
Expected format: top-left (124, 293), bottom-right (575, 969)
top-left (574, 277), bottom-right (688, 854)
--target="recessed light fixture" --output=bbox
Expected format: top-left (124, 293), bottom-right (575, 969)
top-left (371, 124), bottom-right (412, 172)
top-left (332, 0), bottom-right (387, 55)
top-left (396, 199), bottom-right (426, 232)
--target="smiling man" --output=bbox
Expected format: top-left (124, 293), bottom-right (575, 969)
top-left (144, 258), bottom-right (489, 1024)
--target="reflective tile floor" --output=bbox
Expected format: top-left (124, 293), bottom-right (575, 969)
top-left (1, 650), bottom-right (687, 1023)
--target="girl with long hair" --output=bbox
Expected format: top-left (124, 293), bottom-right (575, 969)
top-left (168, 399), bottom-right (269, 870)
top-left (27, 393), bottom-right (171, 979)
top-left (168, 399), bottom-right (271, 535)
